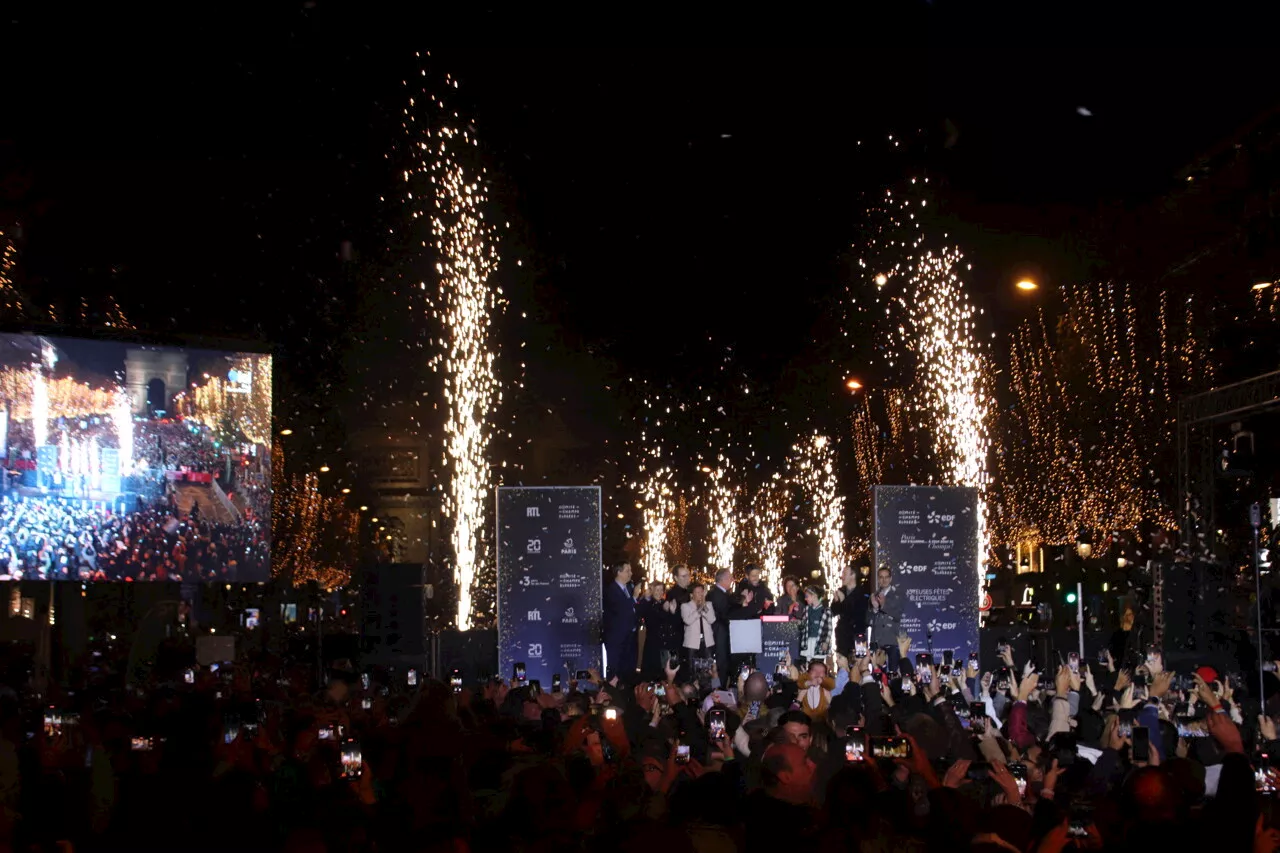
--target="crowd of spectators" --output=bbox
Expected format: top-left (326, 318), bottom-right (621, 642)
top-left (0, 492), bottom-right (268, 582)
top-left (2, 622), bottom-right (1277, 852)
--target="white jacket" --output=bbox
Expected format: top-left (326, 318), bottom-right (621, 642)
top-left (680, 600), bottom-right (716, 650)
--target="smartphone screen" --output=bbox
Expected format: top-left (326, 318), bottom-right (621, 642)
top-left (709, 709), bottom-right (726, 739)
top-left (871, 736), bottom-right (912, 759)
top-left (407, 669), bottom-right (418, 687)
top-left (131, 736), bottom-right (153, 752)
top-left (340, 742), bottom-right (362, 779)
top-left (675, 743), bottom-right (690, 765)
top-left (361, 697), bottom-right (372, 710)
top-left (319, 726), bottom-right (334, 741)
top-left (1131, 726), bottom-right (1150, 762)
top-left (1145, 646), bottom-right (1161, 669)
top-left (855, 635), bottom-right (868, 657)
top-left (604, 707), bottom-right (618, 721)
top-left (515, 663), bottom-right (527, 683)
top-left (450, 669), bottom-right (462, 694)
top-left (361, 673), bottom-right (370, 690)
top-left (845, 726), bottom-right (866, 762)
top-left (1068, 652), bottom-right (1080, 673)
top-left (552, 674), bottom-right (562, 693)
top-left (969, 702), bottom-right (987, 734)
top-left (42, 710), bottom-right (61, 739)
top-left (575, 669), bottom-right (591, 681)
top-left (939, 664), bottom-right (951, 677)
top-left (1008, 762), bottom-right (1028, 796)
top-left (943, 650), bottom-right (954, 666)
top-left (1256, 755), bottom-right (1277, 794)
top-left (184, 669), bottom-right (195, 684)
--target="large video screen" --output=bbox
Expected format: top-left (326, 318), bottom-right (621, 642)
top-left (0, 332), bottom-right (271, 582)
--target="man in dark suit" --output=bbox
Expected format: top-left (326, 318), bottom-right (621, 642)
top-left (602, 562), bottom-right (639, 681)
top-left (708, 568), bottom-right (734, 683)
top-left (830, 565), bottom-right (870, 658)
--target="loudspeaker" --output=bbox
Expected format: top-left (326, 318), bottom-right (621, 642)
top-left (361, 563), bottom-right (425, 658)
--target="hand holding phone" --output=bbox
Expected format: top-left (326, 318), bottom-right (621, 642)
top-left (340, 741), bottom-right (362, 779)
top-left (674, 742), bottom-right (690, 765)
top-left (708, 709), bottom-right (726, 740)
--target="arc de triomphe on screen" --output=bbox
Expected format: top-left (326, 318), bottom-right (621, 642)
top-left (124, 348), bottom-right (189, 416)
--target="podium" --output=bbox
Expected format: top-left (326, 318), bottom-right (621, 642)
top-left (758, 617), bottom-right (799, 677)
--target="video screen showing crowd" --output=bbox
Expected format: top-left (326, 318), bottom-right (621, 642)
top-left (0, 333), bottom-right (272, 582)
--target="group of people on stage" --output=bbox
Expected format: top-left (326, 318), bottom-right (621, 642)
top-left (603, 562), bottom-right (906, 682)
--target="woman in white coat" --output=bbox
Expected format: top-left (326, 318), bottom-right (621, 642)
top-left (680, 582), bottom-right (716, 676)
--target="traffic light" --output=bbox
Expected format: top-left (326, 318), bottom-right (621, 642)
top-left (1065, 589), bottom-right (1078, 605)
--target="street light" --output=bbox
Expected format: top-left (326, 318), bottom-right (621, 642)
top-left (279, 428), bottom-right (293, 436)
top-left (1016, 279), bottom-right (1039, 292)
top-left (874, 273), bottom-right (888, 286)
top-left (846, 378), bottom-right (863, 392)
top-left (319, 465), bottom-right (330, 473)
top-left (1076, 528), bottom-right (1093, 559)
top-left (1253, 281), bottom-right (1272, 291)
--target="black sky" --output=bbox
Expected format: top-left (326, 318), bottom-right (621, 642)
top-left (1, 3), bottom-right (1276, 465)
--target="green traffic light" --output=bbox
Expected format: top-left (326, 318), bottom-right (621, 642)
top-left (1065, 591), bottom-right (1078, 604)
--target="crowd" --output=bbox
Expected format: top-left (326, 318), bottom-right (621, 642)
top-left (0, 492), bottom-right (268, 581)
top-left (5, 609), bottom-right (1280, 853)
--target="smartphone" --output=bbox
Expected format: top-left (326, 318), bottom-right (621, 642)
top-left (996, 669), bottom-right (1011, 692)
top-left (43, 710), bottom-right (62, 738)
top-left (997, 642), bottom-right (1010, 657)
top-left (361, 697), bottom-right (372, 710)
top-left (1068, 652), bottom-right (1080, 673)
top-left (939, 665), bottom-right (952, 677)
top-left (515, 663), bottom-right (527, 684)
top-left (184, 669), bottom-right (195, 684)
top-left (740, 664), bottom-right (752, 682)
top-left (1098, 648), bottom-right (1110, 664)
top-left (450, 669), bottom-right (463, 694)
top-left (223, 717), bottom-right (239, 744)
top-left (210, 663), bottom-right (220, 673)
top-left (318, 726), bottom-right (335, 741)
top-left (340, 741), bottom-right (362, 779)
top-left (548, 673), bottom-right (560, 693)
top-left (845, 726), bottom-right (866, 762)
top-left (709, 708), bottom-right (726, 739)
top-left (871, 736), bottom-right (912, 759)
top-left (1131, 726), bottom-right (1150, 763)
top-left (919, 668), bottom-right (932, 686)
top-left (529, 679), bottom-right (542, 696)
top-left (943, 650), bottom-right (954, 667)
top-left (574, 669), bottom-right (591, 682)
top-left (1068, 804), bottom-right (1093, 838)
top-left (1008, 762), bottom-right (1028, 796)
top-left (131, 736), bottom-right (153, 752)
top-left (1145, 647), bottom-right (1162, 670)
top-left (675, 742), bottom-right (690, 765)
top-left (361, 673), bottom-right (370, 690)
top-left (775, 660), bottom-right (790, 676)
top-left (407, 669), bottom-right (418, 687)
top-left (969, 702), bottom-right (987, 735)
top-left (1257, 755), bottom-right (1278, 794)
top-left (855, 635), bottom-right (868, 657)
top-left (916, 652), bottom-right (932, 667)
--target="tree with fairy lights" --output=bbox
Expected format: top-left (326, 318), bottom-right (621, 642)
top-left (994, 283), bottom-right (1211, 551)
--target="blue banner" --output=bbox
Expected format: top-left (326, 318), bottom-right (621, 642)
top-left (496, 486), bottom-right (603, 685)
top-left (873, 485), bottom-right (981, 660)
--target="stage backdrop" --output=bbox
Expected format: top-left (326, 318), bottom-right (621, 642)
top-left (873, 485), bottom-right (981, 660)
top-left (496, 486), bottom-right (603, 685)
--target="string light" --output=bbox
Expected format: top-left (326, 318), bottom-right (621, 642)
top-left (998, 283), bottom-right (1197, 547)
top-left (406, 62), bottom-right (503, 630)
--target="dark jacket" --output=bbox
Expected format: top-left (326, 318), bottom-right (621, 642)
top-left (830, 584), bottom-right (869, 655)
top-left (602, 580), bottom-right (637, 647)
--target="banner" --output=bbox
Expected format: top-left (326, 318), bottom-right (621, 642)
top-left (496, 486), bottom-right (603, 685)
top-left (873, 485), bottom-right (981, 660)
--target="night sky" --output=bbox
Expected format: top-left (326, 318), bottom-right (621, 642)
top-left (1, 3), bottom-right (1276, 474)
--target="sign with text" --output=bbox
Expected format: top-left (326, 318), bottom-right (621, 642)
top-left (496, 486), bottom-right (603, 685)
top-left (759, 617), bottom-right (799, 679)
top-left (873, 485), bottom-right (981, 660)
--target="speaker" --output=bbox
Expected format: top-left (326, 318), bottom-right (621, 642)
top-left (361, 563), bottom-right (425, 659)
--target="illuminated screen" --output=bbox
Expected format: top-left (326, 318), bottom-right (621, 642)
top-left (0, 332), bottom-right (271, 582)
